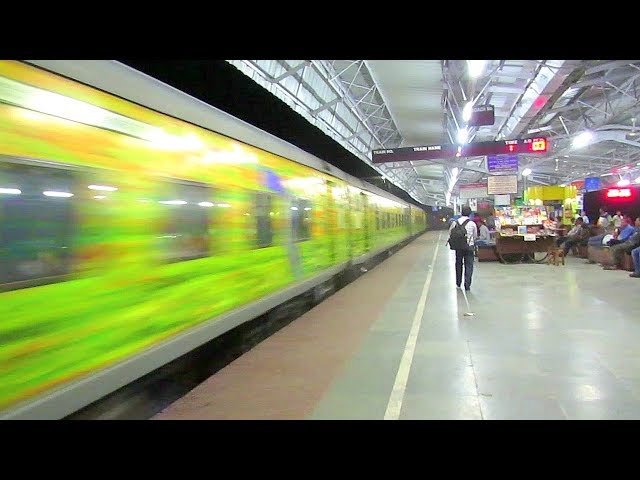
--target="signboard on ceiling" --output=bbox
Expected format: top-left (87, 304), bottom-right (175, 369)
top-left (584, 177), bottom-right (601, 192)
top-left (487, 154), bottom-right (519, 174)
top-left (459, 183), bottom-right (488, 199)
top-left (371, 137), bottom-right (548, 163)
top-left (487, 175), bottom-right (518, 195)
top-left (468, 105), bottom-right (495, 127)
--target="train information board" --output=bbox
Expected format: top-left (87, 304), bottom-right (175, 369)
top-left (371, 137), bottom-right (548, 164)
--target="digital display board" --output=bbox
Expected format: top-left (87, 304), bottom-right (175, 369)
top-left (372, 137), bottom-right (548, 164)
top-left (606, 188), bottom-right (632, 198)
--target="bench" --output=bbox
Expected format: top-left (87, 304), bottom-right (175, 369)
top-left (587, 245), bottom-right (613, 265)
top-left (571, 244), bottom-right (589, 258)
top-left (477, 244), bottom-right (499, 262)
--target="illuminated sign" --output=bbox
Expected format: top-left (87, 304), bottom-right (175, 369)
top-left (371, 137), bottom-right (548, 163)
top-left (606, 188), bottom-right (631, 198)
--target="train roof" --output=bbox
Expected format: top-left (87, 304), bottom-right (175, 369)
top-left (25, 60), bottom-right (419, 210)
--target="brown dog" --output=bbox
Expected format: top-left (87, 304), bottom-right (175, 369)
top-left (547, 247), bottom-right (565, 266)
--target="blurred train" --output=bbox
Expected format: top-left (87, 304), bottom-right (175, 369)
top-left (0, 60), bottom-right (427, 419)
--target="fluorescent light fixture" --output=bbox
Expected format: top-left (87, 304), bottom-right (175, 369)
top-left (617, 179), bottom-right (630, 186)
top-left (159, 200), bottom-right (187, 205)
top-left (43, 191), bottom-right (73, 197)
top-left (216, 203), bottom-right (231, 208)
top-left (457, 127), bottom-right (468, 144)
top-left (600, 172), bottom-right (614, 177)
top-left (467, 60), bottom-right (486, 78)
top-left (291, 206), bottom-right (299, 211)
top-left (304, 207), bottom-right (312, 211)
top-left (560, 184), bottom-right (566, 187)
top-left (93, 195), bottom-right (107, 200)
top-left (0, 188), bottom-right (21, 195)
top-left (198, 202), bottom-right (214, 207)
top-left (572, 131), bottom-right (593, 148)
top-left (522, 168), bottom-right (532, 177)
top-left (88, 184), bottom-right (118, 192)
top-left (462, 101), bottom-right (474, 122)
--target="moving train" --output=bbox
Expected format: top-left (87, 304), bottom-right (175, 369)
top-left (0, 60), bottom-right (427, 418)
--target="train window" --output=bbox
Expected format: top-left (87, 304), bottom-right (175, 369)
top-left (255, 192), bottom-right (273, 248)
top-left (291, 198), bottom-right (312, 242)
top-left (158, 181), bottom-right (211, 262)
top-left (0, 162), bottom-right (76, 290)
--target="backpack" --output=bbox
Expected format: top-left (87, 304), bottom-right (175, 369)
top-left (448, 219), bottom-right (471, 251)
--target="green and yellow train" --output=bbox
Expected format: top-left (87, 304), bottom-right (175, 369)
top-left (0, 60), bottom-right (427, 418)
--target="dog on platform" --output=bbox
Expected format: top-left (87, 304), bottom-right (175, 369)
top-left (547, 247), bottom-right (565, 266)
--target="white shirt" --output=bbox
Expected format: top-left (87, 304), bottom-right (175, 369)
top-left (613, 215), bottom-right (623, 228)
top-left (449, 216), bottom-right (478, 247)
top-left (479, 224), bottom-right (490, 242)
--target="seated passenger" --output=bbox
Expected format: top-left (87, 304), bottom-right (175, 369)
top-left (631, 242), bottom-right (640, 278)
top-left (559, 218), bottom-right (590, 255)
top-left (476, 220), bottom-right (491, 246)
top-left (606, 216), bottom-right (634, 246)
top-left (603, 217), bottom-right (640, 270)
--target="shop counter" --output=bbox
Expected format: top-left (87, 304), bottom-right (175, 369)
top-left (495, 233), bottom-right (556, 264)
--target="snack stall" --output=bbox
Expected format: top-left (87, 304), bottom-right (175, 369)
top-left (493, 206), bottom-right (556, 263)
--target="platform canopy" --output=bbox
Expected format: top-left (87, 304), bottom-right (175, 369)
top-left (228, 60), bottom-right (640, 207)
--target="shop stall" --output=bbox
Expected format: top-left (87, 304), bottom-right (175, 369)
top-left (493, 205), bottom-right (556, 263)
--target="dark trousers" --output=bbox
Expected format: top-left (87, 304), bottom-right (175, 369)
top-left (455, 248), bottom-right (475, 288)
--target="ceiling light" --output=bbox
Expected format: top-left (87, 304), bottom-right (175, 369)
top-left (462, 101), bottom-right (474, 122)
top-left (457, 127), bottom-right (468, 144)
top-left (522, 168), bottom-right (532, 177)
top-left (572, 131), bottom-right (593, 148)
top-left (467, 60), bottom-right (486, 78)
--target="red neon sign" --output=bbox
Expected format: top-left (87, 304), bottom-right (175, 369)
top-left (606, 188), bottom-right (632, 198)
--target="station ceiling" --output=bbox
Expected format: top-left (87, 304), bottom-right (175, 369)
top-left (228, 60), bottom-right (640, 206)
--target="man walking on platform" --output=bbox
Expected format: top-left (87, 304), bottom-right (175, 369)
top-left (448, 205), bottom-right (477, 291)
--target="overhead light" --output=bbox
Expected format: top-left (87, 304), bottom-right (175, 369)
top-left (457, 127), bottom-right (468, 144)
top-left (601, 172), bottom-right (614, 177)
top-left (572, 131), bottom-right (593, 148)
top-left (43, 191), bottom-right (73, 197)
top-left (93, 195), bottom-right (107, 200)
top-left (0, 187), bottom-right (21, 195)
top-left (462, 101), bottom-right (474, 122)
top-left (467, 60), bottom-right (486, 78)
top-left (159, 200), bottom-right (187, 205)
top-left (198, 202), bottom-right (214, 207)
top-left (522, 168), bottom-right (532, 177)
top-left (88, 184), bottom-right (118, 192)
top-left (560, 183), bottom-right (566, 187)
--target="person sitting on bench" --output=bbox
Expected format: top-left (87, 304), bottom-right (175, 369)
top-left (560, 218), bottom-right (590, 255)
top-left (603, 217), bottom-right (640, 270)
